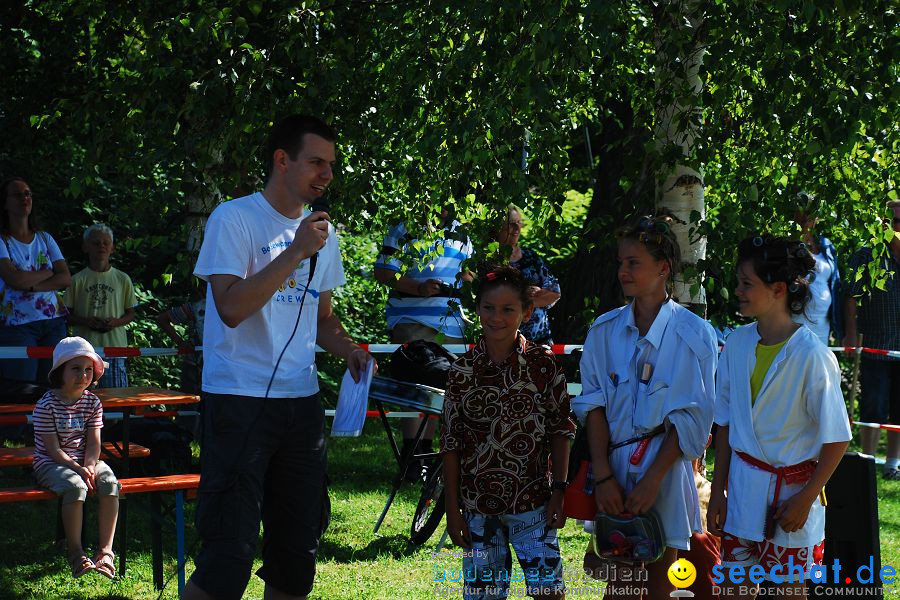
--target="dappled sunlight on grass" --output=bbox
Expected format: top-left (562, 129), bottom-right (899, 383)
top-left (5, 426), bottom-right (897, 598)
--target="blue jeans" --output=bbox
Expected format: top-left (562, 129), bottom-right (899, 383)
top-left (0, 316), bottom-right (67, 383)
top-left (96, 357), bottom-right (129, 388)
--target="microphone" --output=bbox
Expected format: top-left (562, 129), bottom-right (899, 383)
top-left (310, 197), bottom-right (330, 214)
top-left (307, 197), bottom-right (330, 282)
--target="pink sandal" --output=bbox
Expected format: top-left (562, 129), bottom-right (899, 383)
top-left (69, 554), bottom-right (94, 578)
top-left (92, 551), bottom-right (116, 580)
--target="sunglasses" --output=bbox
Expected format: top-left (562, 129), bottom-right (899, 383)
top-left (637, 216), bottom-right (670, 234)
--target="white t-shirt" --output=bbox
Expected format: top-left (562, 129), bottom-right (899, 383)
top-left (194, 193), bottom-right (346, 397)
top-left (792, 252), bottom-right (832, 345)
top-left (0, 232), bottom-right (66, 326)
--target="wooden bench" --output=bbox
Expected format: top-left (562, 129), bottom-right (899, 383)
top-left (0, 473), bottom-right (200, 594)
top-left (0, 442), bottom-right (151, 468)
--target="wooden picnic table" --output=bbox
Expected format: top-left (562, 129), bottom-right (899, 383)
top-left (0, 386), bottom-right (199, 415)
top-left (0, 441), bottom-right (151, 468)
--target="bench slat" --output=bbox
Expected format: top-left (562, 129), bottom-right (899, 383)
top-left (0, 473), bottom-right (200, 503)
top-left (0, 442), bottom-right (151, 468)
top-left (120, 474), bottom-right (200, 493)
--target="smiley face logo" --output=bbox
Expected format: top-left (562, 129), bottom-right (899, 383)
top-left (667, 558), bottom-right (696, 589)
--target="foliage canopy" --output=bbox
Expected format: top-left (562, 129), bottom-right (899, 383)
top-left (1, 0), bottom-right (896, 342)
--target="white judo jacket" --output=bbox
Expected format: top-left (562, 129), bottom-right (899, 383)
top-left (714, 323), bottom-right (851, 545)
top-left (572, 299), bottom-right (718, 549)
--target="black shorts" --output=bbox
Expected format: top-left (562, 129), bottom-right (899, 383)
top-left (859, 358), bottom-right (900, 424)
top-left (189, 392), bottom-right (330, 599)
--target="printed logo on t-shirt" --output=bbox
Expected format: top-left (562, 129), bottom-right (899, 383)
top-left (273, 263), bottom-right (318, 305)
top-left (56, 414), bottom-right (85, 433)
top-left (36, 250), bottom-right (50, 269)
top-left (87, 283), bottom-right (114, 310)
top-left (260, 241), bottom-right (291, 255)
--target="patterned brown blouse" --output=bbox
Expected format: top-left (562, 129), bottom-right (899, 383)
top-left (441, 333), bottom-right (576, 515)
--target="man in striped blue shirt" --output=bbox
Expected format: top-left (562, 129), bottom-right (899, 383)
top-left (374, 215), bottom-right (472, 476)
top-left (374, 218), bottom-right (473, 341)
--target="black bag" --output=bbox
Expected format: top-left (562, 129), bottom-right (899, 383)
top-left (104, 420), bottom-right (194, 476)
top-left (809, 452), bottom-right (882, 598)
top-left (389, 340), bottom-right (458, 390)
top-left (0, 379), bottom-right (48, 404)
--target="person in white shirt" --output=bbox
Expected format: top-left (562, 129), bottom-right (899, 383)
top-left (790, 192), bottom-right (842, 345)
top-left (572, 215), bottom-right (717, 599)
top-left (708, 235), bottom-right (851, 600)
top-left (183, 115), bottom-right (375, 600)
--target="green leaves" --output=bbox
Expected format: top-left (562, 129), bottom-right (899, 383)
top-left (0, 0), bottom-right (895, 335)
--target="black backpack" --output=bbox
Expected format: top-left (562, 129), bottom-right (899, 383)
top-left (0, 379), bottom-right (48, 404)
top-left (389, 340), bottom-right (458, 390)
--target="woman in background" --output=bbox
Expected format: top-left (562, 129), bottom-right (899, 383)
top-left (496, 205), bottom-right (561, 344)
top-left (0, 177), bottom-right (71, 383)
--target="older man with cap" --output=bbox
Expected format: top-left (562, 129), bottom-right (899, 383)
top-left (843, 200), bottom-right (900, 480)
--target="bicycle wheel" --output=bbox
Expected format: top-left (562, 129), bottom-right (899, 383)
top-left (410, 461), bottom-right (445, 546)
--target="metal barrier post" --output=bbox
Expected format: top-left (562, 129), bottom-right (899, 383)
top-left (847, 334), bottom-right (864, 422)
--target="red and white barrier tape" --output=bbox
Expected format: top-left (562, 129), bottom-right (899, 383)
top-left (0, 344), bottom-right (587, 358)
top-left (0, 344), bottom-right (897, 359)
top-left (853, 421), bottom-right (900, 433)
top-left (828, 346), bottom-right (900, 360)
top-left (353, 343), bottom-right (586, 355)
top-left (0, 346), bottom-right (199, 359)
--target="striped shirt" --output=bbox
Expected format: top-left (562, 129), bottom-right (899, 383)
top-left (32, 389), bottom-right (103, 470)
top-left (374, 221), bottom-right (473, 339)
top-left (848, 245), bottom-right (900, 361)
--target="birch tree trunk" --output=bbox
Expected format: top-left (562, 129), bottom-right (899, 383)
top-left (654, 1), bottom-right (707, 315)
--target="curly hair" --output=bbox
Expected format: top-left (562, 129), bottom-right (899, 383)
top-left (737, 234), bottom-right (817, 315)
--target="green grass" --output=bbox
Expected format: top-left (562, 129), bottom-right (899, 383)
top-left (2, 421), bottom-right (898, 599)
top-left (0, 420), bottom-right (604, 599)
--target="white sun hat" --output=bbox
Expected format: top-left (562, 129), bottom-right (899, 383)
top-left (48, 336), bottom-right (108, 382)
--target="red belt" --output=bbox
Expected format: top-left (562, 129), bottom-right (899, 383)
top-left (736, 450), bottom-right (817, 538)
top-left (609, 424), bottom-right (666, 465)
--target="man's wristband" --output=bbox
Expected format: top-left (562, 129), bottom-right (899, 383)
top-left (594, 473), bottom-right (615, 487)
top-left (550, 480), bottom-right (568, 493)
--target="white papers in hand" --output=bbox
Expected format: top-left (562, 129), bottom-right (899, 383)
top-left (331, 359), bottom-right (375, 437)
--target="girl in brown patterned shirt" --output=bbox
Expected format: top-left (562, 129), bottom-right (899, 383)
top-left (442, 266), bottom-right (575, 599)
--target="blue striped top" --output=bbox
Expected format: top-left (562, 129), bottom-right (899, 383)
top-left (374, 221), bottom-right (473, 338)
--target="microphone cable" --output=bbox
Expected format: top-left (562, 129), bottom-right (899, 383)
top-left (265, 200), bottom-right (329, 398)
top-left (264, 251), bottom-right (318, 398)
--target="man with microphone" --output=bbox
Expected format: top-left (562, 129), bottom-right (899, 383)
top-left (183, 115), bottom-right (375, 600)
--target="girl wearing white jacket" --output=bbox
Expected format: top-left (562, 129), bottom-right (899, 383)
top-left (572, 216), bottom-right (717, 599)
top-left (708, 235), bottom-right (851, 599)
